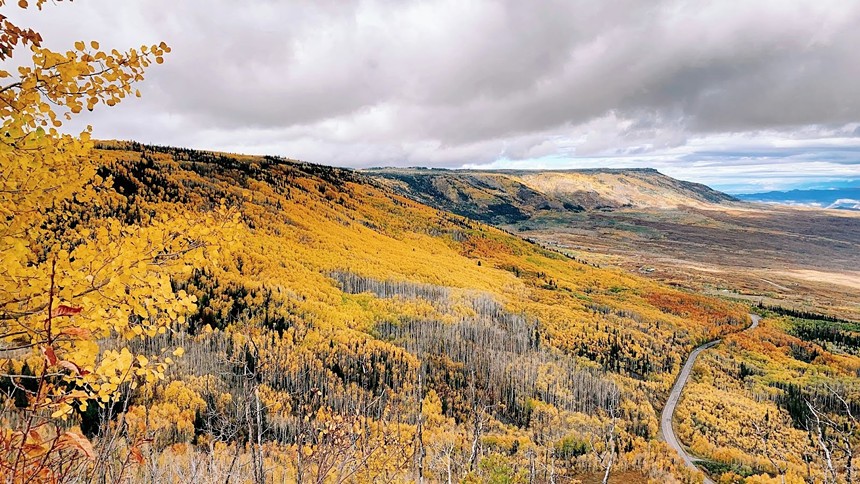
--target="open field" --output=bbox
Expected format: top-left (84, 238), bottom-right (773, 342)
top-left (507, 204), bottom-right (860, 320)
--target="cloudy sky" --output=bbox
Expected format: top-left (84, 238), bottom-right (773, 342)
top-left (14, 0), bottom-right (860, 193)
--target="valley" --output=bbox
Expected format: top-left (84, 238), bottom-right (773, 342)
top-left (517, 206), bottom-right (860, 321)
top-left (368, 168), bottom-right (860, 322)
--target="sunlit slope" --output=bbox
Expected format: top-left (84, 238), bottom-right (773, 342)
top-left (366, 167), bottom-right (737, 224)
top-left (68, 142), bottom-right (750, 479)
top-left (92, 142), bottom-right (745, 375)
top-left (90, 142), bottom-right (748, 384)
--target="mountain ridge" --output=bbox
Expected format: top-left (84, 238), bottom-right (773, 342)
top-left (364, 167), bottom-right (739, 225)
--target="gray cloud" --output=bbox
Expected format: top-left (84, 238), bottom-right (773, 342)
top-left (10, 0), bottom-right (860, 187)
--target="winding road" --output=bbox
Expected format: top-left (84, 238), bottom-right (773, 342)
top-left (660, 314), bottom-right (761, 483)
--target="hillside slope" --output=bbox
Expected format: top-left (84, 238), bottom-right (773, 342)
top-left (7, 141), bottom-right (858, 482)
top-left (365, 168), bottom-right (737, 224)
top-left (31, 141), bottom-right (756, 482)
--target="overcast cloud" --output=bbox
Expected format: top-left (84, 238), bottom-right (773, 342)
top-left (12, 0), bottom-right (860, 192)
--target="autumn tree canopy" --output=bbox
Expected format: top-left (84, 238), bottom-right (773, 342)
top-left (0, 1), bottom-right (213, 480)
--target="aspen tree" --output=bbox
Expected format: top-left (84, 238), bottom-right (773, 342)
top-left (0, 1), bottom-right (211, 480)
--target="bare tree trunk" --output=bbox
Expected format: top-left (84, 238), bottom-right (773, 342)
top-left (752, 412), bottom-right (790, 484)
top-left (528, 451), bottom-right (535, 484)
top-left (414, 371), bottom-right (425, 484)
top-left (254, 386), bottom-right (265, 484)
top-left (246, 398), bottom-right (257, 480)
top-left (468, 371), bottom-right (480, 472)
top-left (445, 446), bottom-right (453, 484)
top-left (592, 404), bottom-right (618, 484)
top-left (806, 401), bottom-right (837, 484)
top-left (469, 413), bottom-right (481, 472)
top-left (296, 431), bottom-right (304, 484)
top-left (225, 438), bottom-right (242, 484)
top-left (601, 451), bottom-right (614, 484)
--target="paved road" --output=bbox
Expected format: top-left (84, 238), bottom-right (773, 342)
top-left (660, 314), bottom-right (761, 483)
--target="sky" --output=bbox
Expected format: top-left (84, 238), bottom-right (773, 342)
top-left (12, 0), bottom-right (860, 193)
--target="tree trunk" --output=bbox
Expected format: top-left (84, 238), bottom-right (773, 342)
top-left (468, 371), bottom-right (480, 471)
top-left (445, 446), bottom-right (453, 484)
top-left (529, 452), bottom-right (535, 484)
top-left (296, 432), bottom-right (304, 484)
top-left (415, 372), bottom-right (425, 484)
top-left (254, 386), bottom-right (265, 484)
top-left (601, 452), bottom-right (614, 484)
top-left (469, 413), bottom-right (480, 472)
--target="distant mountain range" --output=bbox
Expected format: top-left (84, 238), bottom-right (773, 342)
top-left (735, 187), bottom-right (860, 210)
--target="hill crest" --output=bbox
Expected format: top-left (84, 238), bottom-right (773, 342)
top-left (364, 167), bottom-right (738, 225)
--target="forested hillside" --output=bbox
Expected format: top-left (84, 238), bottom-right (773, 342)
top-left (364, 165), bottom-right (860, 483)
top-left (4, 141), bottom-right (755, 482)
top-left (675, 309), bottom-right (860, 483)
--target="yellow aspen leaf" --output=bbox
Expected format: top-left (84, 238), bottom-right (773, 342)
top-left (65, 390), bottom-right (89, 400)
top-left (90, 40), bottom-right (100, 50)
top-left (50, 404), bottom-right (72, 419)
